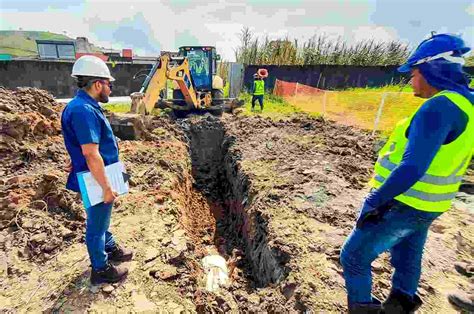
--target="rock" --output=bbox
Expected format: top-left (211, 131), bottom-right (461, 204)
top-left (281, 281), bottom-right (298, 300)
top-left (132, 292), bottom-right (156, 311)
top-left (150, 264), bottom-right (178, 281)
top-left (0, 104), bottom-right (12, 112)
top-left (248, 294), bottom-right (261, 304)
top-left (102, 285), bottom-right (115, 293)
top-left (142, 260), bottom-right (158, 271)
top-left (6, 176), bottom-right (21, 185)
top-left (59, 227), bottom-right (74, 239)
top-left (144, 247), bottom-right (160, 262)
top-left (43, 242), bottom-right (60, 253)
top-left (43, 173), bottom-right (59, 182)
top-left (30, 232), bottom-right (48, 244)
top-left (378, 279), bottom-right (391, 288)
top-left (89, 285), bottom-right (100, 293)
top-left (39, 105), bottom-right (56, 118)
top-left (21, 220), bottom-right (34, 229)
top-left (372, 261), bottom-right (384, 272)
top-left (173, 229), bottom-right (186, 238)
top-left (161, 237), bottom-right (172, 246)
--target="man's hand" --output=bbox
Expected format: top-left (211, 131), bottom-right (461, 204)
top-left (103, 187), bottom-right (118, 204)
top-left (81, 143), bottom-right (116, 204)
top-left (64, 160), bottom-right (72, 172)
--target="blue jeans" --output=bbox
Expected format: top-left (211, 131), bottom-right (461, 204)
top-left (85, 202), bottom-right (116, 270)
top-left (340, 201), bottom-right (442, 304)
top-left (252, 95), bottom-right (264, 110)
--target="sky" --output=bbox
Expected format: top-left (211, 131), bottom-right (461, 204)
top-left (1, 0), bottom-right (473, 61)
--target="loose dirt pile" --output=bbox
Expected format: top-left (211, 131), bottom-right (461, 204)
top-left (0, 87), bottom-right (83, 272)
top-left (1, 87), bottom-right (472, 313)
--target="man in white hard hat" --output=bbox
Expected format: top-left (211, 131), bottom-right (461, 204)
top-left (61, 55), bottom-right (133, 285)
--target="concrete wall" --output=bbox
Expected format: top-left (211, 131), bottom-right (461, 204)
top-left (2, 60), bottom-right (473, 98)
top-left (244, 64), bottom-right (474, 91)
top-left (0, 60), bottom-right (154, 98)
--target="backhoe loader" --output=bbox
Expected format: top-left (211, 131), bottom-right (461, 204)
top-left (109, 46), bottom-right (243, 139)
top-left (129, 46), bottom-right (242, 116)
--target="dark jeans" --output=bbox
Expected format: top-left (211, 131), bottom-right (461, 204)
top-left (252, 95), bottom-right (264, 110)
top-left (340, 201), bottom-right (442, 304)
top-left (85, 202), bottom-right (116, 270)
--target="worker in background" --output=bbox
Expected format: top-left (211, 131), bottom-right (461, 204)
top-left (61, 55), bottom-right (133, 285)
top-left (251, 73), bottom-right (265, 111)
top-left (339, 33), bottom-right (474, 313)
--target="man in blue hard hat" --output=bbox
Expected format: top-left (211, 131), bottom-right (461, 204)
top-left (339, 33), bottom-right (474, 313)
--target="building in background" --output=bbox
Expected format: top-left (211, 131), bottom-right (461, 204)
top-left (36, 40), bottom-right (76, 59)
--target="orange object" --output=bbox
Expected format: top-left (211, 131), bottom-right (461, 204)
top-left (122, 49), bottom-right (133, 58)
top-left (257, 68), bottom-right (268, 78)
top-left (273, 79), bottom-right (324, 97)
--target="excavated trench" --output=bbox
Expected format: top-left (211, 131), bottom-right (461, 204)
top-left (180, 117), bottom-right (290, 288)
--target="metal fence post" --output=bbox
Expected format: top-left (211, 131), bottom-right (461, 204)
top-left (372, 92), bottom-right (387, 136)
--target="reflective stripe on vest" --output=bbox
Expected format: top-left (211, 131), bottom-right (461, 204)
top-left (378, 155), bottom-right (466, 185)
top-left (254, 80), bottom-right (265, 95)
top-left (369, 90), bottom-right (474, 212)
top-left (374, 175), bottom-right (458, 202)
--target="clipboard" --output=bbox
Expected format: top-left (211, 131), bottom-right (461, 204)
top-left (77, 161), bottom-right (130, 208)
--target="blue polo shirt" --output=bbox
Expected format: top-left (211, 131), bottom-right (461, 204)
top-left (61, 90), bottom-right (119, 192)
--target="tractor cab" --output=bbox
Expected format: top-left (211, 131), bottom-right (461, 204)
top-left (178, 46), bottom-right (220, 91)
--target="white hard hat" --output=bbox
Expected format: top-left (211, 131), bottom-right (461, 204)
top-left (71, 55), bottom-right (115, 81)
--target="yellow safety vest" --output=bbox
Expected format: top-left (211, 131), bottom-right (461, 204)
top-left (369, 90), bottom-right (474, 212)
top-left (253, 80), bottom-right (265, 96)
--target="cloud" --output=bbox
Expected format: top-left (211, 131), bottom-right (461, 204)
top-left (86, 12), bottom-right (161, 54)
top-left (2, 0), bottom-right (473, 60)
top-left (371, 0), bottom-right (474, 47)
top-left (1, 0), bottom-right (83, 12)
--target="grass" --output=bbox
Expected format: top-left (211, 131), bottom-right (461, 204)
top-left (285, 87), bottom-right (424, 133)
top-left (238, 92), bottom-right (303, 120)
top-left (0, 30), bottom-right (73, 57)
top-left (0, 30), bottom-right (104, 57)
top-left (103, 102), bottom-right (132, 113)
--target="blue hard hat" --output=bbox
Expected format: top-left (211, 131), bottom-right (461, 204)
top-left (398, 33), bottom-right (471, 73)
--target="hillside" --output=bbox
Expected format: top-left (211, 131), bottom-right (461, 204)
top-left (0, 30), bottom-right (105, 57)
top-left (0, 30), bottom-right (75, 57)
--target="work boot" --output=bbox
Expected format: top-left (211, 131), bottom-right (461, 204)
top-left (107, 243), bottom-right (133, 262)
top-left (90, 263), bottom-right (128, 285)
top-left (454, 262), bottom-right (474, 278)
top-left (447, 290), bottom-right (474, 312)
top-left (383, 289), bottom-right (422, 313)
top-left (348, 298), bottom-right (382, 314)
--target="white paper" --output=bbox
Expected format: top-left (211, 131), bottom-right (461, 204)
top-left (77, 161), bottom-right (129, 208)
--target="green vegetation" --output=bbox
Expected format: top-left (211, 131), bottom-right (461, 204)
top-left (285, 86), bottom-right (424, 133)
top-left (0, 30), bottom-right (73, 57)
top-left (238, 92), bottom-right (302, 120)
top-left (103, 102), bottom-right (131, 113)
top-left (234, 27), bottom-right (474, 67)
top-left (235, 27), bottom-right (410, 66)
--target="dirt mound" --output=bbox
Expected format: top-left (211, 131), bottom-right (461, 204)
top-left (0, 88), bottom-right (82, 267)
top-left (0, 87), bottom-right (63, 176)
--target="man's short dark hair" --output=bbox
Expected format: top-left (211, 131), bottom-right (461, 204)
top-left (76, 76), bottom-right (102, 89)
